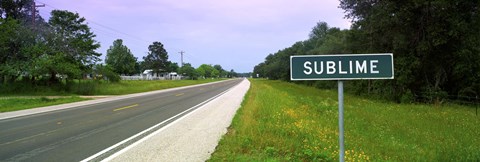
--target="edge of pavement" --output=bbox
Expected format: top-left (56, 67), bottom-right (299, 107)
top-left (0, 79), bottom-right (236, 121)
top-left (107, 78), bottom-right (251, 162)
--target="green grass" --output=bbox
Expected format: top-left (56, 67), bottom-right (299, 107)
top-left (0, 97), bottom-right (90, 112)
top-left (83, 79), bottom-right (225, 95)
top-left (0, 79), bottom-right (225, 96)
top-left (0, 79), bottom-right (224, 112)
top-left (209, 79), bottom-right (480, 161)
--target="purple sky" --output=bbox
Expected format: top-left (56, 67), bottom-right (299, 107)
top-left (37, 0), bottom-right (351, 73)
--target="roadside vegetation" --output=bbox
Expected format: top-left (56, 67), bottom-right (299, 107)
top-left (0, 79), bottom-right (226, 96)
top-left (0, 1), bottom-right (246, 112)
top-left (0, 79), bottom-right (224, 112)
top-left (0, 97), bottom-right (89, 113)
top-left (253, 0), bottom-right (480, 104)
top-left (210, 79), bottom-right (480, 161)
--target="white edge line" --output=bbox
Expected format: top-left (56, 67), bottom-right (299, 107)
top-left (80, 80), bottom-right (242, 162)
top-left (0, 79), bottom-right (234, 121)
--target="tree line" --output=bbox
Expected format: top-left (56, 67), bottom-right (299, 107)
top-left (254, 0), bottom-right (480, 103)
top-left (0, 0), bottom-right (237, 90)
top-left (105, 39), bottom-right (238, 80)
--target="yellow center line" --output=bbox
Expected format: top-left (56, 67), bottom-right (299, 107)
top-left (0, 129), bottom-right (57, 146)
top-left (175, 93), bottom-right (184, 97)
top-left (113, 104), bottom-right (139, 112)
top-left (200, 88), bottom-right (205, 90)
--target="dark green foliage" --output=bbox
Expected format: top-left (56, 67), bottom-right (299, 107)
top-left (178, 63), bottom-right (198, 79)
top-left (0, 0), bottom-right (33, 20)
top-left (105, 39), bottom-right (137, 75)
top-left (228, 69), bottom-right (238, 78)
top-left (143, 41), bottom-right (169, 74)
top-left (167, 61), bottom-right (179, 73)
top-left (0, 7), bottom-right (103, 91)
top-left (196, 64), bottom-right (215, 78)
top-left (48, 10), bottom-right (101, 81)
top-left (70, 81), bottom-right (97, 95)
top-left (94, 64), bottom-right (120, 83)
top-left (254, 0), bottom-right (480, 103)
top-left (213, 64), bottom-right (227, 77)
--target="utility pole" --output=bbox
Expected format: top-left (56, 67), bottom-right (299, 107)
top-left (31, 1), bottom-right (45, 29)
top-left (179, 51), bottom-right (185, 67)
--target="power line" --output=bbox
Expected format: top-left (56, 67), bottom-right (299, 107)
top-left (34, 1), bottom-right (194, 63)
top-left (35, 0), bottom-right (151, 45)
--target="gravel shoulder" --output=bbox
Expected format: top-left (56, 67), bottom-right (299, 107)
top-left (109, 78), bottom-right (250, 162)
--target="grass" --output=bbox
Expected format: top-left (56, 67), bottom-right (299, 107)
top-left (0, 97), bottom-right (90, 112)
top-left (0, 79), bottom-right (224, 112)
top-left (209, 79), bottom-right (480, 161)
top-left (81, 79), bottom-right (225, 95)
top-left (0, 79), bottom-right (225, 96)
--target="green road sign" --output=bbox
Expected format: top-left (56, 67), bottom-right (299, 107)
top-left (290, 53), bottom-right (394, 80)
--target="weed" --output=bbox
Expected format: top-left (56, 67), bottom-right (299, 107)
top-left (210, 79), bottom-right (480, 161)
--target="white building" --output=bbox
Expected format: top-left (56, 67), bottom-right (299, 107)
top-left (121, 70), bottom-right (181, 80)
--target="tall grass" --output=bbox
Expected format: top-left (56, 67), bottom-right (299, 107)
top-left (210, 79), bottom-right (480, 161)
top-left (0, 79), bottom-right (224, 96)
top-left (0, 97), bottom-right (89, 112)
top-left (88, 79), bottom-right (224, 95)
top-left (0, 79), bottom-right (224, 112)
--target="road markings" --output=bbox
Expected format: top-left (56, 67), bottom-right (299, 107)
top-left (82, 81), bottom-right (239, 162)
top-left (175, 93), bottom-right (184, 97)
top-left (113, 104), bottom-right (139, 112)
top-left (0, 129), bottom-right (58, 146)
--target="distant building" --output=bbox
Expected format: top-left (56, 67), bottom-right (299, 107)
top-left (120, 70), bottom-right (181, 80)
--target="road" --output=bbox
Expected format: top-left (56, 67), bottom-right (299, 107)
top-left (0, 79), bottom-right (242, 161)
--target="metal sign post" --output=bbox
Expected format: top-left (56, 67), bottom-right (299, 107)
top-left (290, 53), bottom-right (394, 162)
top-left (338, 80), bottom-right (344, 162)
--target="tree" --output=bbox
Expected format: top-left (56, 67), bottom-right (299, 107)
top-left (143, 41), bottom-right (169, 75)
top-left (93, 64), bottom-right (120, 83)
top-left (178, 63), bottom-right (198, 79)
top-left (48, 10), bottom-right (100, 83)
top-left (0, 18), bottom-right (21, 83)
top-left (213, 64), bottom-right (224, 77)
top-left (0, 0), bottom-right (33, 20)
top-left (229, 69), bottom-right (237, 78)
top-left (166, 61), bottom-right (179, 72)
top-left (340, 0), bottom-right (480, 101)
top-left (309, 21), bottom-right (329, 47)
top-left (211, 68), bottom-right (219, 78)
top-left (196, 64), bottom-right (214, 78)
top-left (196, 66), bottom-right (206, 79)
top-left (105, 39), bottom-right (137, 75)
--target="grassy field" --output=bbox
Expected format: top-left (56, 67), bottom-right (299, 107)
top-left (69, 79), bottom-right (225, 95)
top-left (0, 97), bottom-right (90, 112)
top-left (0, 79), bottom-right (224, 112)
top-left (210, 79), bottom-right (480, 161)
top-left (0, 79), bottom-right (225, 96)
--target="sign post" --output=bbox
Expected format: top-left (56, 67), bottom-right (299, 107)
top-left (290, 53), bottom-right (394, 162)
top-left (338, 80), bottom-right (344, 162)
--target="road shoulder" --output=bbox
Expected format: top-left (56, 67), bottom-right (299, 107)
top-left (109, 79), bottom-right (250, 161)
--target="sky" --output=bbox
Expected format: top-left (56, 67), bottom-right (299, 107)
top-left (37, 0), bottom-right (351, 73)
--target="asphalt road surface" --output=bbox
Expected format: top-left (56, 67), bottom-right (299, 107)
top-left (0, 79), bottom-right (242, 161)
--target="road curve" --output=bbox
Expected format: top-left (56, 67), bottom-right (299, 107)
top-left (0, 79), bottom-right (243, 161)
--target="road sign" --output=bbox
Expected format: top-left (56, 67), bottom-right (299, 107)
top-left (290, 53), bottom-right (394, 162)
top-left (290, 53), bottom-right (394, 80)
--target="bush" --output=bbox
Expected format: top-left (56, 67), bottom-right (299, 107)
top-left (70, 81), bottom-right (97, 95)
top-left (95, 65), bottom-right (120, 83)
